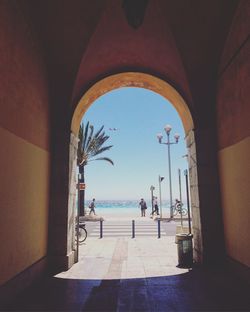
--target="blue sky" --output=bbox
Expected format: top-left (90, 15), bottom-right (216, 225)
top-left (82, 87), bottom-right (188, 201)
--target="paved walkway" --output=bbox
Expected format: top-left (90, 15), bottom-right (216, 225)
top-left (3, 219), bottom-right (250, 311)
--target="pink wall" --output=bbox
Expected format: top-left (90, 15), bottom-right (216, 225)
top-left (72, 0), bottom-right (192, 106)
top-left (0, 1), bottom-right (50, 150)
top-left (217, 0), bottom-right (250, 150)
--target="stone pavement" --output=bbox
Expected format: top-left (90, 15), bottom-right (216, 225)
top-left (3, 219), bottom-right (250, 311)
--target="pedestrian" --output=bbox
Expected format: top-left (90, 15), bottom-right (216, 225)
top-left (152, 196), bottom-right (159, 215)
top-left (89, 198), bottom-right (96, 215)
top-left (139, 198), bottom-right (147, 217)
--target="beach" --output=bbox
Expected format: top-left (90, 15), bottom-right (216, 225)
top-left (84, 199), bottom-right (173, 221)
top-left (82, 201), bottom-right (191, 224)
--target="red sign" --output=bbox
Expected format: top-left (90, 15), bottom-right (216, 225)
top-left (78, 183), bottom-right (86, 190)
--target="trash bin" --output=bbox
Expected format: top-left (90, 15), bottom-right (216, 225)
top-left (175, 233), bottom-right (193, 268)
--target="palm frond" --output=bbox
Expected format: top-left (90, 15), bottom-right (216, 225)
top-left (86, 138), bottom-right (98, 155)
top-left (94, 125), bottom-right (104, 138)
top-left (91, 145), bottom-right (113, 157)
top-left (93, 157), bottom-right (114, 166)
top-left (85, 124), bottom-right (94, 151)
top-left (77, 124), bottom-right (84, 165)
top-left (96, 135), bottom-right (109, 144)
top-left (77, 121), bottom-right (114, 167)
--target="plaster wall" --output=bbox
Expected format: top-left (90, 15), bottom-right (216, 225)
top-left (0, 127), bottom-right (50, 285)
top-left (0, 1), bottom-right (50, 285)
top-left (218, 138), bottom-right (250, 266)
top-left (217, 1), bottom-right (250, 267)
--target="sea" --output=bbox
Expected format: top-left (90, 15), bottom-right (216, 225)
top-left (85, 199), bottom-right (174, 218)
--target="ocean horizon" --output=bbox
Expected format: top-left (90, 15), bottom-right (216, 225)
top-left (86, 199), bottom-right (171, 208)
top-left (83, 199), bottom-right (187, 218)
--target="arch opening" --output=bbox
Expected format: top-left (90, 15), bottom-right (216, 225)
top-left (68, 72), bottom-right (202, 267)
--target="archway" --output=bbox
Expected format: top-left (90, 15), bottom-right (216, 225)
top-left (68, 72), bottom-right (202, 265)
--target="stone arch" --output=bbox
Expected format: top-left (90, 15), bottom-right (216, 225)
top-left (69, 72), bottom-right (202, 264)
top-left (71, 72), bottom-right (193, 135)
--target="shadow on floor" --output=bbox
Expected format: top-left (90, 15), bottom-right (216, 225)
top-left (1, 266), bottom-right (250, 311)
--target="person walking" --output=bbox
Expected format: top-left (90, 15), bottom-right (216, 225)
top-left (152, 196), bottom-right (159, 215)
top-left (89, 198), bottom-right (96, 215)
top-left (139, 198), bottom-right (147, 217)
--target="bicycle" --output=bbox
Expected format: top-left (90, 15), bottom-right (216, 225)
top-left (173, 201), bottom-right (187, 216)
top-left (75, 222), bottom-right (87, 243)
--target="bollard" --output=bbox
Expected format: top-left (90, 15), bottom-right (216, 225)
top-left (100, 219), bottom-right (103, 238)
top-left (132, 220), bottom-right (135, 238)
top-left (158, 219), bottom-right (161, 238)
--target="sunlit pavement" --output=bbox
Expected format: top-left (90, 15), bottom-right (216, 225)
top-left (57, 219), bottom-right (187, 281)
top-left (57, 237), bottom-right (187, 281)
top-left (4, 219), bottom-right (250, 311)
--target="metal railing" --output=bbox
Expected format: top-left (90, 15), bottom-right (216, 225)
top-left (99, 219), bottom-right (162, 239)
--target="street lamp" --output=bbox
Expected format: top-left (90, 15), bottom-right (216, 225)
top-left (157, 125), bottom-right (180, 219)
top-left (158, 175), bottom-right (164, 218)
top-left (150, 185), bottom-right (155, 214)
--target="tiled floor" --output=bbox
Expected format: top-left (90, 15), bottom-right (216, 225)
top-left (2, 220), bottom-right (250, 311)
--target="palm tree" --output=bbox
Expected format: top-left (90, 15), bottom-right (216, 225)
top-left (77, 121), bottom-right (114, 216)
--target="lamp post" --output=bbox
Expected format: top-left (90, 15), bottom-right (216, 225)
top-left (150, 185), bottom-right (155, 214)
top-left (178, 168), bottom-right (183, 228)
top-left (158, 175), bottom-right (164, 218)
top-left (157, 125), bottom-right (180, 219)
top-left (184, 169), bottom-right (192, 235)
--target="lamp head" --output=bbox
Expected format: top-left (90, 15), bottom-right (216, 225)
top-left (157, 133), bottom-right (163, 143)
top-left (174, 133), bottom-right (180, 143)
top-left (164, 124), bottom-right (172, 134)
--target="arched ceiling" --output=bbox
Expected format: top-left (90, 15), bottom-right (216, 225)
top-left (71, 0), bottom-right (192, 108)
top-left (21, 0), bottom-right (239, 123)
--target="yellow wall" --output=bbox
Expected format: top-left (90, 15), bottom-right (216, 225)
top-left (0, 127), bottom-right (50, 285)
top-left (218, 137), bottom-right (250, 267)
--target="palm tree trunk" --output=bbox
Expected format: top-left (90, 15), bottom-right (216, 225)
top-left (79, 165), bottom-right (85, 216)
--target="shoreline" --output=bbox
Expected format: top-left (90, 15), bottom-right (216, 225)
top-left (80, 207), bottom-right (189, 222)
top-left (85, 206), bottom-right (169, 219)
